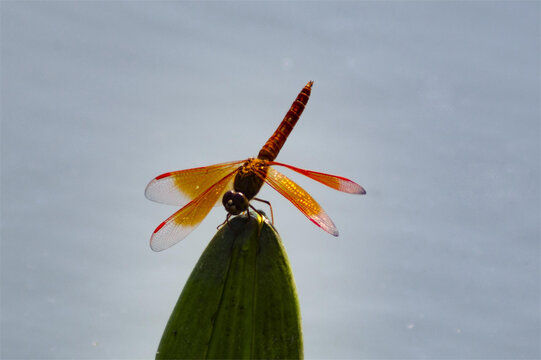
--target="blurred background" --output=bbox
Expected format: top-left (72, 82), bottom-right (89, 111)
top-left (1, 2), bottom-right (539, 359)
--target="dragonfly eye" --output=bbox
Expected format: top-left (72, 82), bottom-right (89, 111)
top-left (222, 190), bottom-right (249, 215)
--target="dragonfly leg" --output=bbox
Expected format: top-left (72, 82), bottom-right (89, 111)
top-left (249, 205), bottom-right (266, 224)
top-left (251, 197), bottom-right (274, 224)
top-left (217, 213), bottom-right (233, 229)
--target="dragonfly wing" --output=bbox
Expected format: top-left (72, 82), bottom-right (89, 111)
top-left (145, 160), bottom-right (244, 206)
top-left (150, 170), bottom-right (237, 251)
top-left (268, 161), bottom-right (366, 194)
top-left (259, 166), bottom-right (339, 236)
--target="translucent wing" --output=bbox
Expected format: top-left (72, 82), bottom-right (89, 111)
top-left (150, 170), bottom-right (237, 251)
top-left (269, 161), bottom-right (366, 194)
top-left (145, 160), bottom-right (245, 206)
top-left (258, 166), bottom-right (339, 236)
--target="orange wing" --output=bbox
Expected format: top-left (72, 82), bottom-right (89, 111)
top-left (145, 160), bottom-right (245, 206)
top-left (256, 165), bottom-right (339, 236)
top-left (269, 161), bottom-right (366, 194)
top-left (150, 169), bottom-right (238, 251)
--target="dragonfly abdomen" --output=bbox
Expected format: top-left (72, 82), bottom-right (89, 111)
top-left (257, 81), bottom-right (313, 161)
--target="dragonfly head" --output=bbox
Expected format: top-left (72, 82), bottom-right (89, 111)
top-left (222, 190), bottom-right (249, 215)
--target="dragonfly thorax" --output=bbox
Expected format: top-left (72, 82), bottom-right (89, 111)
top-left (222, 158), bottom-right (268, 216)
top-left (232, 158), bottom-right (268, 199)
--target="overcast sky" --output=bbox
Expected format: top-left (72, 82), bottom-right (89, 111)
top-left (1, 1), bottom-right (539, 359)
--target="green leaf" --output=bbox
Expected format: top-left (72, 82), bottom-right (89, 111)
top-left (156, 213), bottom-right (303, 359)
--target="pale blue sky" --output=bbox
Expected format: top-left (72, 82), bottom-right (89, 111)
top-left (1, 2), bottom-right (539, 359)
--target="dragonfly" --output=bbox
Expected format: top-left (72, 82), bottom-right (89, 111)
top-left (145, 81), bottom-right (366, 251)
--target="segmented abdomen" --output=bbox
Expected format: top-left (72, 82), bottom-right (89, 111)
top-left (257, 81), bottom-right (313, 161)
